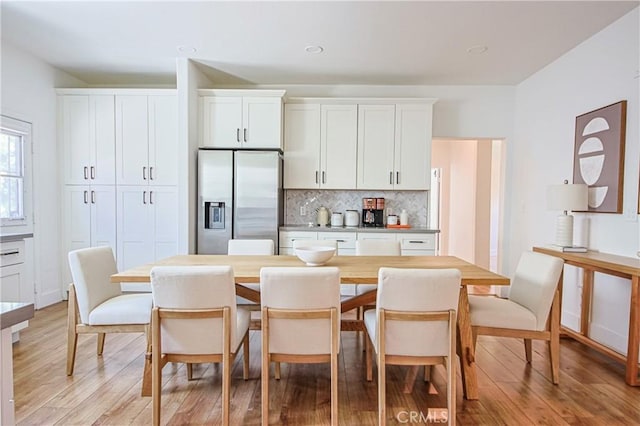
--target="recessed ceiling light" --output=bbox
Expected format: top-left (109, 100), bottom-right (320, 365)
top-left (305, 45), bottom-right (324, 54)
top-left (177, 45), bottom-right (197, 54)
top-left (467, 45), bottom-right (488, 55)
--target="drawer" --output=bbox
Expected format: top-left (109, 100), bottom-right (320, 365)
top-left (0, 240), bottom-right (25, 267)
top-left (318, 232), bottom-right (356, 250)
top-left (356, 232), bottom-right (397, 242)
top-left (397, 233), bottom-right (436, 251)
top-left (279, 231), bottom-right (318, 248)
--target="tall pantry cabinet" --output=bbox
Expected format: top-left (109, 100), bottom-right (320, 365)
top-left (58, 89), bottom-right (178, 290)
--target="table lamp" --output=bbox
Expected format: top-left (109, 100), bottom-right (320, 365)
top-left (547, 180), bottom-right (588, 247)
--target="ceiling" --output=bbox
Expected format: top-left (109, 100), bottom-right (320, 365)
top-left (1, 1), bottom-right (638, 86)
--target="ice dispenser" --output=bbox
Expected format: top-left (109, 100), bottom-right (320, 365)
top-left (205, 201), bottom-right (225, 229)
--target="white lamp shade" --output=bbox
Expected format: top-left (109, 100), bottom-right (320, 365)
top-left (547, 183), bottom-right (588, 211)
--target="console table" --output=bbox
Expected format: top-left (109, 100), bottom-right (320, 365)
top-left (533, 247), bottom-right (640, 386)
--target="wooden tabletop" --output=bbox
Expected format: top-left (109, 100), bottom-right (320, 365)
top-left (533, 247), bottom-right (640, 278)
top-left (111, 254), bottom-right (510, 286)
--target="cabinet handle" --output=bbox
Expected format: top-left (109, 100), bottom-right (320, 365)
top-left (91, 190), bottom-right (96, 204)
top-left (389, 171), bottom-right (393, 185)
top-left (90, 166), bottom-right (95, 180)
top-left (143, 191), bottom-right (147, 204)
top-left (143, 166), bottom-right (147, 180)
top-left (322, 171), bottom-right (326, 184)
top-left (150, 191), bottom-right (154, 204)
top-left (84, 166), bottom-right (88, 180)
top-left (396, 171), bottom-right (399, 185)
top-left (315, 171), bottom-right (319, 184)
top-left (336, 239), bottom-right (346, 243)
top-left (149, 166), bottom-right (154, 181)
top-left (83, 190), bottom-right (88, 204)
top-left (409, 240), bottom-right (425, 244)
top-left (243, 128), bottom-right (247, 142)
top-left (236, 128), bottom-right (240, 142)
top-left (0, 250), bottom-right (20, 256)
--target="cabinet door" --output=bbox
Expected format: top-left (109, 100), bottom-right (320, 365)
top-left (201, 96), bottom-right (243, 148)
top-left (283, 104), bottom-right (321, 189)
top-left (243, 97), bottom-right (283, 149)
top-left (62, 185), bottom-right (91, 287)
top-left (148, 95), bottom-right (178, 186)
top-left (61, 95), bottom-right (115, 185)
top-left (116, 96), bottom-right (149, 185)
top-left (321, 105), bottom-right (357, 189)
top-left (116, 186), bottom-right (153, 271)
top-left (89, 185), bottom-right (117, 249)
top-left (149, 186), bottom-right (178, 261)
top-left (357, 105), bottom-right (395, 190)
top-left (394, 104), bottom-right (432, 190)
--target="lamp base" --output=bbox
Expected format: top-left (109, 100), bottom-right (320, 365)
top-left (555, 214), bottom-right (574, 247)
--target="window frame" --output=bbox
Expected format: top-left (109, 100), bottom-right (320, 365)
top-left (1, 115), bottom-right (33, 230)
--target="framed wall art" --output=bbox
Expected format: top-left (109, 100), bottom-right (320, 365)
top-left (573, 100), bottom-right (627, 213)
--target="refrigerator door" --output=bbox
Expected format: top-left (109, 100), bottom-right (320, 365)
top-left (197, 150), bottom-right (233, 254)
top-left (234, 151), bottom-right (282, 246)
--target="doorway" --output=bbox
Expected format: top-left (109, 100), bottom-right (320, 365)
top-left (431, 138), bottom-right (504, 274)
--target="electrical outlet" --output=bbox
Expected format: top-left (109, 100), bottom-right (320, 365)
top-left (300, 206), bottom-right (307, 216)
top-left (623, 206), bottom-right (638, 222)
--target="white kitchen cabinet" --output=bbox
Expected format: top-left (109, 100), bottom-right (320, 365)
top-left (357, 103), bottom-right (433, 190)
top-left (115, 95), bottom-right (178, 186)
top-left (62, 185), bottom-right (117, 286)
top-left (394, 104), bottom-right (433, 190)
top-left (284, 103), bottom-right (357, 189)
top-left (116, 186), bottom-right (178, 273)
top-left (356, 232), bottom-right (398, 242)
top-left (396, 233), bottom-right (436, 255)
top-left (356, 104), bottom-right (396, 189)
top-left (279, 230), bottom-right (318, 255)
top-left (317, 231), bottom-right (356, 255)
top-left (60, 95), bottom-right (115, 185)
top-left (200, 90), bottom-right (285, 149)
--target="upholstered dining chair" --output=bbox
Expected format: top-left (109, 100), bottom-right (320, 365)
top-left (150, 265), bottom-right (250, 426)
top-left (364, 267), bottom-right (461, 426)
top-left (260, 267), bottom-right (341, 426)
top-left (66, 246), bottom-right (152, 376)
top-left (468, 250), bottom-right (564, 384)
top-left (355, 239), bottom-right (402, 319)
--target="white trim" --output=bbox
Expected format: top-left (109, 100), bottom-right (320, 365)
top-left (197, 89), bottom-right (286, 97)
top-left (55, 88), bottom-right (176, 95)
top-left (286, 97), bottom-right (438, 105)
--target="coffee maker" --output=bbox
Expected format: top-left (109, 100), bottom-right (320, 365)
top-left (362, 197), bottom-right (385, 227)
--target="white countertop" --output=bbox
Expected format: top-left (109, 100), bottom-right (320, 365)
top-left (280, 225), bottom-right (439, 233)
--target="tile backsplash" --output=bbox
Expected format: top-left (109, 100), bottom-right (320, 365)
top-left (285, 190), bottom-right (429, 227)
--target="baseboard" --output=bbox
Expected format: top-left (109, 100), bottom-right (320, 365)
top-left (37, 289), bottom-right (63, 308)
top-left (589, 323), bottom-right (627, 356)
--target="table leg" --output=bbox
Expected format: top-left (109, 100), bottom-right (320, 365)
top-left (626, 275), bottom-right (640, 386)
top-left (581, 270), bottom-right (594, 337)
top-left (457, 287), bottom-right (478, 400)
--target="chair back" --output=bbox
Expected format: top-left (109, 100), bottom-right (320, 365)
top-left (260, 267), bottom-right (341, 355)
top-left (356, 240), bottom-right (401, 256)
top-left (376, 267), bottom-right (460, 357)
top-left (228, 239), bottom-right (274, 255)
top-left (150, 265), bottom-right (240, 355)
top-left (68, 246), bottom-right (121, 324)
top-left (292, 239), bottom-right (338, 250)
top-left (508, 251), bottom-right (564, 331)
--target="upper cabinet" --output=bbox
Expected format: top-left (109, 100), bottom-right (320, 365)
top-left (284, 98), bottom-right (435, 191)
top-left (283, 102), bottom-right (357, 189)
top-left (357, 102), bottom-right (434, 190)
top-left (60, 95), bottom-right (115, 185)
top-left (200, 89), bottom-right (285, 149)
top-left (115, 94), bottom-right (178, 186)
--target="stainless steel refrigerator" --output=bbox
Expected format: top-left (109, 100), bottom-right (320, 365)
top-left (197, 150), bottom-right (283, 254)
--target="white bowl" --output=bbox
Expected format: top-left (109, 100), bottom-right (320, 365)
top-left (295, 246), bottom-right (336, 266)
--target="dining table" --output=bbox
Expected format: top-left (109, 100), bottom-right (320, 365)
top-left (111, 254), bottom-right (510, 400)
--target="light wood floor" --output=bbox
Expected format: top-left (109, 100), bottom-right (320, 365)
top-left (12, 302), bottom-right (640, 425)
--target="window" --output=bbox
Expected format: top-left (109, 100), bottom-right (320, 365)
top-left (1, 115), bottom-right (32, 228)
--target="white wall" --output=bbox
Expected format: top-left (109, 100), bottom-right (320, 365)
top-left (507, 8), bottom-right (639, 353)
top-left (1, 40), bottom-right (87, 307)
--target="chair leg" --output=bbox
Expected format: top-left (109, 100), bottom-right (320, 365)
top-left (152, 309), bottom-right (161, 426)
top-left (447, 356), bottom-right (456, 426)
top-left (261, 308), bottom-right (269, 426)
top-left (275, 362), bottom-right (281, 380)
top-left (187, 363), bottom-right (194, 380)
top-left (549, 338), bottom-right (560, 384)
top-left (365, 334), bottom-right (373, 382)
top-left (524, 339), bottom-right (533, 363)
top-left (378, 353), bottom-right (386, 426)
top-left (66, 285), bottom-right (79, 376)
top-left (97, 333), bottom-right (106, 355)
top-left (243, 331), bottom-right (250, 380)
top-left (424, 365), bottom-right (433, 382)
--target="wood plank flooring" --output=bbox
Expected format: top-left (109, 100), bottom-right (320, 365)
top-left (12, 302), bottom-right (640, 425)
